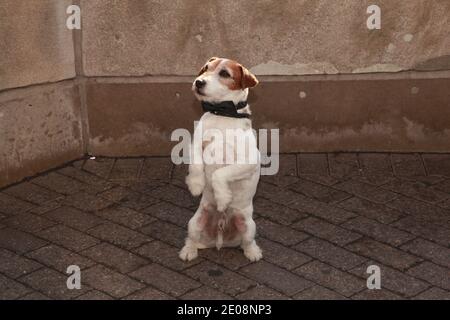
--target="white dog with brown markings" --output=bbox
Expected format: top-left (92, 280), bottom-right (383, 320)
top-left (179, 57), bottom-right (262, 262)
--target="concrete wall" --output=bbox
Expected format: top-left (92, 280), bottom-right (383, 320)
top-left (0, 0), bottom-right (83, 187)
top-left (81, 0), bottom-right (450, 76)
top-left (1, 0), bottom-right (450, 187)
top-left (81, 0), bottom-right (450, 157)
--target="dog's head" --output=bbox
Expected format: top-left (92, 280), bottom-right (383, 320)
top-left (192, 57), bottom-right (259, 103)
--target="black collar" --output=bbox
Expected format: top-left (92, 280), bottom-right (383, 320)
top-left (201, 100), bottom-right (250, 118)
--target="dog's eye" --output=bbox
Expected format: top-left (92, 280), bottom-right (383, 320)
top-left (219, 69), bottom-right (230, 78)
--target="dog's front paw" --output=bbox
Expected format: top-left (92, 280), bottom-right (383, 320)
top-left (244, 244), bottom-right (263, 262)
top-left (186, 174), bottom-right (205, 196)
top-left (179, 245), bottom-right (198, 261)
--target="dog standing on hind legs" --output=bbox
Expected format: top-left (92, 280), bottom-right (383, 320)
top-left (179, 57), bottom-right (263, 262)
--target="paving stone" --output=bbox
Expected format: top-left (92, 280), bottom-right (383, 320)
top-left (0, 193), bottom-right (35, 215)
top-left (407, 262), bottom-right (450, 290)
top-left (258, 238), bottom-right (311, 270)
top-left (257, 218), bottom-right (308, 246)
top-left (0, 228), bottom-right (47, 254)
top-left (184, 261), bottom-right (254, 296)
top-left (383, 178), bottom-right (450, 203)
top-left (29, 200), bottom-right (62, 215)
top-left (99, 186), bottom-right (160, 210)
top-left (261, 174), bottom-right (299, 188)
top-left (294, 237), bottom-right (366, 270)
top-left (350, 261), bottom-right (430, 297)
top-left (386, 196), bottom-right (450, 225)
top-left (123, 287), bottom-right (172, 300)
top-left (3, 182), bottom-right (62, 204)
top-left (20, 267), bottom-right (89, 299)
top-left (140, 220), bottom-right (186, 248)
top-left (392, 216), bottom-right (450, 247)
top-left (95, 205), bottom-right (155, 230)
top-left (0, 248), bottom-right (42, 279)
top-left (131, 263), bottom-right (200, 297)
top-left (199, 247), bottom-right (249, 271)
top-left (253, 197), bottom-right (307, 226)
top-left (3, 154), bottom-right (450, 300)
top-left (328, 153), bottom-right (360, 179)
top-left (44, 206), bottom-right (104, 231)
top-left (32, 172), bottom-right (86, 195)
top-left (109, 158), bottom-right (144, 180)
top-left (342, 216), bottom-right (415, 246)
top-left (141, 157), bottom-right (174, 181)
top-left (182, 286), bottom-right (233, 300)
top-left (261, 154), bottom-right (299, 187)
top-left (240, 261), bottom-right (312, 296)
top-left (39, 225), bottom-right (99, 252)
top-left (236, 285), bottom-right (288, 300)
top-left (0, 274), bottom-right (31, 299)
top-left (358, 153), bottom-right (393, 174)
top-left (289, 179), bottom-right (351, 204)
top-left (81, 242), bottom-right (148, 273)
top-left (422, 154), bottom-right (450, 177)
top-left (293, 217), bottom-right (362, 246)
top-left (135, 240), bottom-right (201, 271)
top-left (293, 285), bottom-right (347, 300)
top-left (401, 238), bottom-right (450, 268)
top-left (351, 289), bottom-right (403, 300)
top-left (19, 292), bottom-right (51, 300)
top-left (334, 179), bottom-right (398, 203)
top-left (290, 194), bottom-right (356, 224)
top-left (414, 287), bottom-right (450, 300)
top-left (294, 260), bottom-right (366, 297)
top-left (338, 197), bottom-right (403, 224)
top-left (76, 290), bottom-right (114, 300)
top-left (61, 192), bottom-right (115, 212)
top-left (432, 179), bottom-right (450, 194)
top-left (391, 154), bottom-right (426, 177)
top-left (57, 166), bottom-right (115, 194)
top-left (346, 238), bottom-right (422, 271)
top-left (298, 174), bottom-right (340, 187)
top-left (263, 188), bottom-right (306, 206)
top-left (142, 201), bottom-right (193, 228)
top-left (3, 212), bottom-right (57, 233)
top-left (87, 222), bottom-right (151, 250)
top-left (147, 184), bottom-right (197, 208)
top-left (82, 157), bottom-right (114, 178)
top-left (83, 264), bottom-right (145, 298)
top-left (26, 244), bottom-right (95, 272)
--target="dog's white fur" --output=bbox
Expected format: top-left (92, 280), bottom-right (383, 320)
top-left (179, 57), bottom-right (262, 262)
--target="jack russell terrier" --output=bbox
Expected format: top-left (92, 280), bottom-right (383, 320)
top-left (179, 57), bottom-right (262, 262)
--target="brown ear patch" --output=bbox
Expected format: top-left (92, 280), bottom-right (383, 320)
top-left (239, 65), bottom-right (259, 89)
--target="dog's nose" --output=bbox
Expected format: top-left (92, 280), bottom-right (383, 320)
top-left (195, 79), bottom-right (206, 89)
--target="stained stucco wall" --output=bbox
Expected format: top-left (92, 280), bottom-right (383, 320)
top-left (0, 0), bottom-right (83, 187)
top-left (81, 0), bottom-right (450, 76)
top-left (1, 0), bottom-right (450, 187)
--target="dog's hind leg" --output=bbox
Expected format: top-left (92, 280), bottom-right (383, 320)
top-left (179, 203), bottom-right (211, 261)
top-left (237, 207), bottom-right (262, 262)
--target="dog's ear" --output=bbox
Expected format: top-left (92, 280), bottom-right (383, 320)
top-left (208, 57), bottom-right (219, 62)
top-left (239, 65), bottom-right (259, 89)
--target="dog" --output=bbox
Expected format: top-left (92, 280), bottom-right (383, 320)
top-left (179, 57), bottom-right (262, 262)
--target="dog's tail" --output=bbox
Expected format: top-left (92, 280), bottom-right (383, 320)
top-left (216, 212), bottom-right (228, 250)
